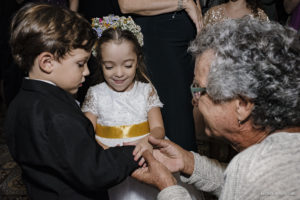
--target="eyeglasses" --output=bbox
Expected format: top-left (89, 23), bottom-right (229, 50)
top-left (190, 82), bottom-right (206, 100)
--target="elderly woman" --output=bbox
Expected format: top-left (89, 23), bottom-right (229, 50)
top-left (132, 17), bottom-right (300, 200)
top-left (195, 0), bottom-right (269, 162)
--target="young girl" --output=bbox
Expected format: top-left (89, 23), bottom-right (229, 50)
top-left (81, 16), bottom-right (164, 199)
top-left (82, 15), bottom-right (204, 200)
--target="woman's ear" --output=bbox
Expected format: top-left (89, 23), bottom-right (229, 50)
top-left (38, 52), bottom-right (55, 74)
top-left (236, 97), bottom-right (254, 123)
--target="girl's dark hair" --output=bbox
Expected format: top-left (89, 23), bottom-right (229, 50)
top-left (91, 28), bottom-right (150, 85)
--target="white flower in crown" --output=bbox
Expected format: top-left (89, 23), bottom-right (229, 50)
top-left (91, 15), bottom-right (144, 47)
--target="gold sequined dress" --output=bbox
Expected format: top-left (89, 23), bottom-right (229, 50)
top-left (203, 4), bottom-right (269, 28)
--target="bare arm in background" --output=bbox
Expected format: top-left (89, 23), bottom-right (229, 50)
top-left (69, 0), bottom-right (79, 11)
top-left (284, 0), bottom-right (300, 14)
top-left (118, 0), bottom-right (203, 32)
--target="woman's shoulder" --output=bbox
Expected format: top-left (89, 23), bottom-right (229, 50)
top-left (207, 3), bottom-right (226, 13)
top-left (256, 8), bottom-right (269, 21)
top-left (207, 4), bottom-right (225, 13)
top-left (225, 132), bottom-right (300, 199)
top-left (203, 4), bottom-right (226, 27)
top-left (204, 4), bottom-right (225, 18)
top-left (229, 132), bottom-right (300, 173)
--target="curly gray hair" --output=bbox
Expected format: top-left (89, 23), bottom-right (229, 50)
top-left (188, 16), bottom-right (300, 132)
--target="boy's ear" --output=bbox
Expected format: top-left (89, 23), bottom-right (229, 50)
top-left (38, 52), bottom-right (55, 74)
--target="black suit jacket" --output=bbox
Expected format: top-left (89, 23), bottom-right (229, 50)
top-left (5, 79), bottom-right (139, 200)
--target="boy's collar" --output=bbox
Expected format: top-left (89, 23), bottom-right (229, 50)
top-left (23, 78), bottom-right (81, 107)
top-left (25, 77), bottom-right (56, 86)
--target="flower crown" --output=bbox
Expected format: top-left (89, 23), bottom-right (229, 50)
top-left (91, 15), bottom-right (144, 47)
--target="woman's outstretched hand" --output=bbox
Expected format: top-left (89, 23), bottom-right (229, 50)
top-left (125, 136), bottom-right (195, 175)
top-left (149, 136), bottom-right (195, 175)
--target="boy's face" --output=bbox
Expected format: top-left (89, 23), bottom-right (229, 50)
top-left (51, 49), bottom-right (90, 94)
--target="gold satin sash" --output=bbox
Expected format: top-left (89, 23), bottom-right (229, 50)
top-left (96, 121), bottom-right (150, 138)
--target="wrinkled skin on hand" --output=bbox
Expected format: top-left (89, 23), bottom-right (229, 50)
top-left (131, 150), bottom-right (177, 191)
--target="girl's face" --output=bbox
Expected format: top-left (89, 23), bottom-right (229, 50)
top-left (101, 40), bottom-right (138, 92)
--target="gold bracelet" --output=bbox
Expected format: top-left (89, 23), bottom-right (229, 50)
top-left (177, 0), bottom-right (183, 11)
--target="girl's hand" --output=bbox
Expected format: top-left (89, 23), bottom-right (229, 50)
top-left (124, 136), bottom-right (153, 166)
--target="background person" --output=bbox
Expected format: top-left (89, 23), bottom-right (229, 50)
top-left (25, 0), bottom-right (79, 11)
top-left (284, 0), bottom-right (300, 31)
top-left (202, 0), bottom-right (268, 28)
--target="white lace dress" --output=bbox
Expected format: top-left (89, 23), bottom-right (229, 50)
top-left (82, 81), bottom-right (204, 200)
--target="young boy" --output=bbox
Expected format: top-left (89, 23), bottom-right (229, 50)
top-left (5, 3), bottom-right (139, 200)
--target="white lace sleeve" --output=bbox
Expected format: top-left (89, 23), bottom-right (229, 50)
top-left (146, 84), bottom-right (163, 112)
top-left (81, 88), bottom-right (98, 115)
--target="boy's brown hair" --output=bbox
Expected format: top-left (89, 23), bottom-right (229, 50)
top-left (10, 3), bottom-right (97, 72)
